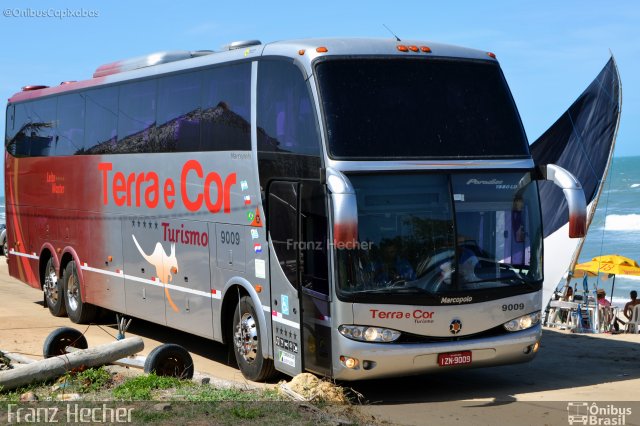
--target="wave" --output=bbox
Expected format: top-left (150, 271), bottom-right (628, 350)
top-left (604, 214), bottom-right (640, 231)
top-left (613, 274), bottom-right (640, 282)
top-left (631, 183), bottom-right (640, 188)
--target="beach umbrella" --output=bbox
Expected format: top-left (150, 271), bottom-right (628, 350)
top-left (574, 254), bottom-right (640, 300)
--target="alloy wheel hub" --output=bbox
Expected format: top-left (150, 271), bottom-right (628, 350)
top-left (234, 312), bottom-right (258, 362)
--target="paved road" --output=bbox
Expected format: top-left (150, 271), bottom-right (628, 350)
top-left (2, 259), bottom-right (640, 425)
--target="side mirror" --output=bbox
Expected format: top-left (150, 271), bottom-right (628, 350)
top-left (539, 164), bottom-right (587, 238)
top-left (325, 168), bottom-right (358, 249)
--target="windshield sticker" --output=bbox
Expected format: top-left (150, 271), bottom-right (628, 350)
top-left (453, 193), bottom-right (465, 201)
top-left (255, 259), bottom-right (266, 279)
top-left (281, 295), bottom-right (290, 315)
top-left (466, 178), bottom-right (503, 185)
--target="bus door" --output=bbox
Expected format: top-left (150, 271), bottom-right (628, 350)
top-left (268, 181), bottom-right (332, 377)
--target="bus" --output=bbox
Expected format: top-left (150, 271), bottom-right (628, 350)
top-left (4, 38), bottom-right (587, 381)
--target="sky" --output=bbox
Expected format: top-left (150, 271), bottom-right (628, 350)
top-left (1, 0), bottom-right (639, 192)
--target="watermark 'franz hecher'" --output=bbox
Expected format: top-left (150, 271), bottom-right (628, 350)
top-left (3, 8), bottom-right (99, 19)
top-left (286, 239), bottom-right (372, 251)
top-left (6, 403), bottom-right (133, 424)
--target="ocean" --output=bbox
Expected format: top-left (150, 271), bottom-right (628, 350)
top-left (1, 156), bottom-right (638, 304)
top-left (572, 155), bottom-right (640, 307)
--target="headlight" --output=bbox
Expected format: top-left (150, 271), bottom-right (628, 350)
top-left (503, 311), bottom-right (541, 332)
top-left (339, 325), bottom-right (401, 343)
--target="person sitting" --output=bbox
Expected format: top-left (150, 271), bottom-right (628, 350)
top-left (597, 289), bottom-right (611, 307)
top-left (372, 242), bottom-right (416, 284)
top-left (458, 247), bottom-right (480, 283)
top-left (596, 289), bottom-right (614, 332)
top-left (563, 285), bottom-right (574, 301)
top-left (624, 290), bottom-right (640, 320)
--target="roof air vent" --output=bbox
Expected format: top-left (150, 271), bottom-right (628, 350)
top-left (223, 40), bottom-right (262, 50)
top-left (93, 50), bottom-right (215, 78)
top-left (21, 85), bottom-right (49, 91)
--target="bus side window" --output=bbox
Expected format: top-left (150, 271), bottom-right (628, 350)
top-left (84, 87), bottom-right (118, 154)
top-left (17, 99), bottom-right (57, 157)
top-left (201, 63), bottom-right (251, 151)
top-left (56, 93), bottom-right (85, 156)
top-left (6, 104), bottom-right (25, 157)
top-left (300, 182), bottom-right (329, 295)
top-left (157, 71), bottom-right (202, 152)
top-left (268, 182), bottom-right (300, 288)
top-left (257, 60), bottom-right (321, 156)
top-left (117, 79), bottom-right (157, 153)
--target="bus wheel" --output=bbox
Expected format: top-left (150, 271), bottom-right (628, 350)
top-left (232, 295), bottom-right (276, 381)
top-left (43, 327), bottom-right (88, 358)
top-left (62, 262), bottom-right (97, 324)
top-left (144, 344), bottom-right (194, 379)
top-left (43, 258), bottom-right (67, 317)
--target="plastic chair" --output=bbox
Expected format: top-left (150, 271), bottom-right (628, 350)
top-left (598, 306), bottom-right (614, 332)
top-left (626, 305), bottom-right (640, 334)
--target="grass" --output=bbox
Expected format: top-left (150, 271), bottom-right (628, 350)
top-left (0, 369), bottom-right (372, 425)
top-left (178, 386), bottom-right (282, 402)
top-left (71, 367), bottom-right (112, 393)
top-left (112, 373), bottom-right (184, 400)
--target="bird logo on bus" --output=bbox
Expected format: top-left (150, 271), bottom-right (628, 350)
top-left (132, 235), bottom-right (180, 313)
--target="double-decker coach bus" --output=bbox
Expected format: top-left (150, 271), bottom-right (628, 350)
top-left (4, 38), bottom-right (587, 381)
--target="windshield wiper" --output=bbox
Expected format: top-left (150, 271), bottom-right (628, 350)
top-left (356, 286), bottom-right (431, 294)
top-left (464, 275), bottom-right (536, 289)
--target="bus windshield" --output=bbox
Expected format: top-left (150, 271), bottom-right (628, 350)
top-left (315, 58), bottom-right (529, 159)
top-left (335, 172), bottom-right (543, 301)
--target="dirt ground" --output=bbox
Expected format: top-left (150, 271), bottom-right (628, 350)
top-left (0, 260), bottom-right (260, 387)
top-left (2, 259), bottom-right (640, 425)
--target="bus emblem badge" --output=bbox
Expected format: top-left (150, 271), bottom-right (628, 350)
top-left (449, 319), bottom-right (462, 335)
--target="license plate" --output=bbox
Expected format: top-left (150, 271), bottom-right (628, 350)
top-left (438, 351), bottom-right (472, 367)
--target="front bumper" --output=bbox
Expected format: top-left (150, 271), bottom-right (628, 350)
top-left (332, 324), bottom-right (541, 381)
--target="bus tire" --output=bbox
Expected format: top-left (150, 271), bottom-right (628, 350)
top-left (62, 262), bottom-right (98, 324)
top-left (232, 295), bottom-right (276, 381)
top-left (143, 344), bottom-right (194, 379)
top-left (43, 258), bottom-right (67, 317)
top-left (43, 327), bottom-right (88, 358)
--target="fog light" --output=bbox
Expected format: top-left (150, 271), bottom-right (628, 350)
top-left (362, 360), bottom-right (376, 370)
top-left (340, 355), bottom-right (359, 369)
top-left (533, 341), bottom-right (540, 353)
